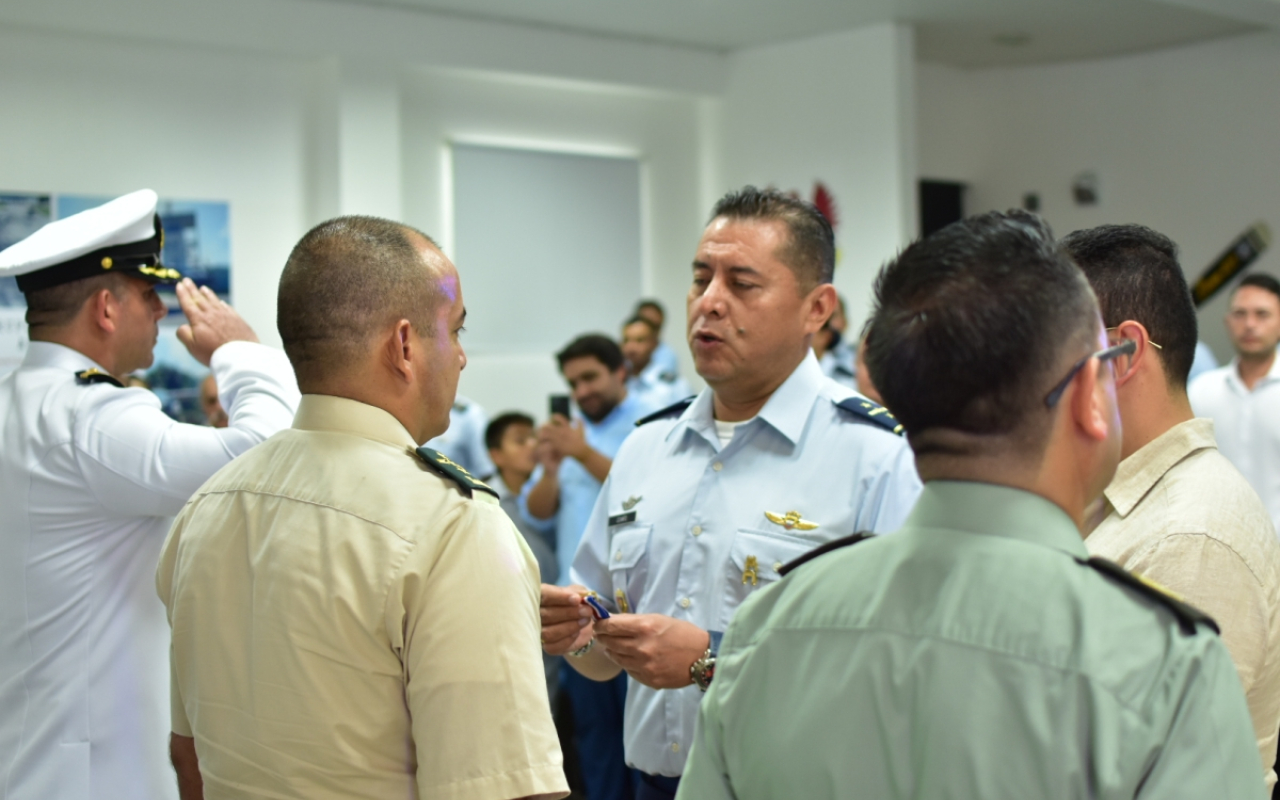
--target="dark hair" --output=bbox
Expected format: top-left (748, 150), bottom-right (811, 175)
top-left (277, 216), bottom-right (439, 386)
top-left (1236, 273), bottom-right (1280, 303)
top-left (485, 411), bottom-right (535, 451)
top-left (556, 334), bottom-right (625, 373)
top-left (635, 299), bottom-right (665, 320)
top-left (24, 272), bottom-right (129, 329)
top-left (1059, 224), bottom-right (1197, 388)
top-left (710, 186), bottom-right (835, 290)
top-left (866, 210), bottom-right (1097, 451)
top-left (622, 316), bottom-right (658, 336)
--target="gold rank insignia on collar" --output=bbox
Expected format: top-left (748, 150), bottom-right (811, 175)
top-left (764, 510), bottom-right (819, 531)
top-left (622, 495), bottom-right (642, 511)
top-left (75, 368), bottom-right (123, 388)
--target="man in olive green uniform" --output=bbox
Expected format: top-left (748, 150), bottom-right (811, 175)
top-left (677, 211), bottom-right (1264, 800)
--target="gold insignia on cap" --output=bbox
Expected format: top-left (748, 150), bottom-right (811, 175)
top-left (136, 264), bottom-right (181, 281)
top-left (101, 257), bottom-right (113, 269)
top-left (764, 510), bottom-right (819, 531)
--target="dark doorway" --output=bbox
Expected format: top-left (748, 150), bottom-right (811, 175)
top-left (919, 180), bottom-right (966, 238)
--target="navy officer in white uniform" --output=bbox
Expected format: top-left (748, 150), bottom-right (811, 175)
top-left (539, 186), bottom-right (921, 799)
top-left (0, 190), bottom-right (299, 800)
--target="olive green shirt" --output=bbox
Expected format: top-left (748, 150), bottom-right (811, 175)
top-left (678, 481), bottom-right (1264, 800)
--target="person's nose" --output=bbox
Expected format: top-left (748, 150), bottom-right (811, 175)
top-left (152, 293), bottom-right (167, 321)
top-left (692, 275), bottom-right (729, 321)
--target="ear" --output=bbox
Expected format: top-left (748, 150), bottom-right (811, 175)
top-left (92, 288), bottom-right (120, 334)
top-left (803, 283), bottom-right (839, 335)
top-left (1068, 353), bottom-right (1113, 443)
top-left (1110, 320), bottom-right (1150, 388)
top-left (382, 319), bottom-right (415, 384)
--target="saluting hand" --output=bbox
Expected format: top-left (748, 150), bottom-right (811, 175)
top-left (594, 614), bottom-right (710, 689)
top-left (175, 278), bottom-right (258, 366)
top-left (540, 584), bottom-right (595, 656)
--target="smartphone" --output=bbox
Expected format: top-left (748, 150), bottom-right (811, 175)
top-left (549, 394), bottom-right (571, 419)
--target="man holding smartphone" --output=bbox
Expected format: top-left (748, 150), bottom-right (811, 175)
top-left (521, 333), bottom-right (660, 800)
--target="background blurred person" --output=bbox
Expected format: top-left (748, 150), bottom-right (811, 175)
top-left (0, 189), bottom-right (299, 800)
top-left (158, 215), bottom-right (566, 800)
top-left (1065, 224), bottom-right (1280, 789)
top-left (427, 394), bottom-right (494, 476)
top-left (487, 411), bottom-right (557, 584)
top-left (677, 210), bottom-right (1263, 800)
top-left (633, 299), bottom-right (681, 381)
top-left (622, 315), bottom-right (691, 408)
top-left (199, 373), bottom-right (229, 428)
top-left (1190, 274), bottom-right (1280, 535)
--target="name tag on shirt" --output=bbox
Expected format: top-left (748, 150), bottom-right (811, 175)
top-left (608, 511), bottom-right (637, 527)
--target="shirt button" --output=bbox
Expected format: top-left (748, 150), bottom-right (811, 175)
top-left (679, 597), bottom-right (691, 608)
top-left (671, 742), bottom-right (681, 753)
top-left (614, 551), bottom-right (623, 562)
top-left (691, 525), bottom-right (702, 536)
top-left (773, 561), bottom-right (783, 571)
top-left (712, 461), bottom-right (723, 472)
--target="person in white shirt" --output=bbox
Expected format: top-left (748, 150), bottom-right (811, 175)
top-left (1190, 273), bottom-right (1280, 534)
top-left (0, 190), bottom-right (299, 800)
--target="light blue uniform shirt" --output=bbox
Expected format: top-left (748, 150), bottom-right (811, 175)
top-left (627, 359), bottom-right (693, 411)
top-left (570, 352), bottom-right (922, 776)
top-left (650, 341), bottom-right (681, 381)
top-left (522, 391), bottom-right (660, 583)
top-left (426, 395), bottom-right (493, 478)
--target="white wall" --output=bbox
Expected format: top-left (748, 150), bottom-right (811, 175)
top-left (0, 26), bottom-right (312, 347)
top-left (717, 23), bottom-right (919, 330)
top-left (0, 2), bottom-right (924, 422)
top-left (918, 32), bottom-right (1280, 361)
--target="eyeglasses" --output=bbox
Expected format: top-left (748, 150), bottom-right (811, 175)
top-left (1044, 339), bottom-right (1137, 408)
top-left (1104, 327), bottom-right (1161, 350)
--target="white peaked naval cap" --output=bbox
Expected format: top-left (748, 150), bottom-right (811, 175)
top-left (0, 189), bottom-right (182, 292)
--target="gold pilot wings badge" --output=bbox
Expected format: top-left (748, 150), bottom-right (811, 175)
top-left (764, 510), bottom-right (819, 531)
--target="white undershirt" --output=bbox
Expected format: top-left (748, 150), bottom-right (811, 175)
top-left (714, 418), bottom-right (753, 448)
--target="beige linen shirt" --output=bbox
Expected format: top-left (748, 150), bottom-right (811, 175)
top-left (1087, 418), bottom-right (1280, 788)
top-left (157, 395), bottom-right (567, 800)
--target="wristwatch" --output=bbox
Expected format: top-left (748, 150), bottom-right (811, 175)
top-left (690, 647), bottom-right (716, 692)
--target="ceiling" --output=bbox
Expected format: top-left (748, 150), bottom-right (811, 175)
top-left (306, 0), bottom-right (1262, 67)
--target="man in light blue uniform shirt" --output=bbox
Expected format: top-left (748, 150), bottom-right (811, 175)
top-left (522, 333), bottom-right (660, 800)
top-left (623, 315), bottom-right (693, 411)
top-left (634, 299), bottom-right (682, 382)
top-left (540, 187), bottom-right (921, 799)
top-left (424, 394), bottom-right (493, 477)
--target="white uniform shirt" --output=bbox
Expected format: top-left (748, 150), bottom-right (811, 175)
top-left (0, 340), bottom-right (299, 800)
top-left (1189, 356), bottom-right (1280, 535)
top-left (570, 352), bottom-right (921, 776)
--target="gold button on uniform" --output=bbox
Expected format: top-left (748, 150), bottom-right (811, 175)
top-left (691, 525), bottom-right (702, 536)
top-left (773, 561), bottom-right (784, 572)
top-left (679, 597), bottom-right (691, 608)
top-left (615, 551), bottom-right (623, 562)
top-left (712, 462), bottom-right (723, 472)
top-left (671, 742), bottom-right (680, 753)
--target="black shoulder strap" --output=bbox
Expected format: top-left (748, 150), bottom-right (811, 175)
top-left (635, 396), bottom-right (695, 427)
top-left (415, 446), bottom-right (499, 500)
top-left (1081, 556), bottom-right (1220, 636)
top-left (834, 396), bottom-right (904, 436)
top-left (778, 532), bottom-right (875, 577)
top-left (75, 368), bottom-right (123, 388)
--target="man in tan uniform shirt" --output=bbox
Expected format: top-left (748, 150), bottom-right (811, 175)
top-left (157, 216), bottom-right (567, 800)
top-left (1064, 224), bottom-right (1280, 788)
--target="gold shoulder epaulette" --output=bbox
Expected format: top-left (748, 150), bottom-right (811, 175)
top-left (414, 446), bottom-right (498, 500)
top-left (1082, 556), bottom-right (1220, 636)
top-left (75, 368), bottom-right (123, 388)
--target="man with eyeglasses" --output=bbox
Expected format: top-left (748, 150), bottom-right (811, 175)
top-left (676, 211), bottom-right (1264, 800)
top-left (1063, 225), bottom-right (1280, 790)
